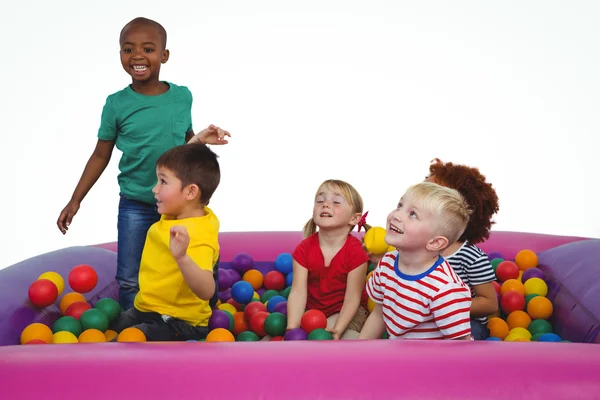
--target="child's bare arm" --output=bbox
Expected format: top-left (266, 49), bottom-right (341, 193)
top-left (358, 303), bottom-right (386, 339)
top-left (187, 125), bottom-right (231, 145)
top-left (57, 139), bottom-right (115, 234)
top-left (286, 261), bottom-right (309, 330)
top-left (330, 262), bottom-right (368, 339)
top-left (470, 282), bottom-right (499, 317)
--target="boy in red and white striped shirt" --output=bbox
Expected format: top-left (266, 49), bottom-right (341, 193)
top-left (360, 182), bottom-right (474, 340)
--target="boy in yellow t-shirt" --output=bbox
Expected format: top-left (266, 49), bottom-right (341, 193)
top-left (110, 142), bottom-right (221, 341)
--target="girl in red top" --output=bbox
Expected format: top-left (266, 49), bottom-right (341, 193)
top-left (287, 179), bottom-right (370, 340)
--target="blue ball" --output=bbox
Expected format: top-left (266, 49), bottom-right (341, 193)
top-left (231, 281), bottom-right (254, 304)
top-left (538, 333), bottom-right (562, 342)
top-left (486, 337), bottom-right (502, 341)
top-left (266, 295), bottom-right (287, 313)
top-left (285, 272), bottom-right (293, 287)
top-left (275, 253), bottom-right (293, 275)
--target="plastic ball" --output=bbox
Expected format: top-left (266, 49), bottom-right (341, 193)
top-left (488, 252), bottom-right (504, 261)
top-left (273, 301), bottom-right (288, 316)
top-left (236, 330), bottom-right (260, 341)
top-left (261, 289), bottom-right (279, 303)
top-left (367, 298), bottom-right (376, 313)
top-left (487, 317), bottom-right (510, 340)
top-left (24, 339), bottom-right (47, 345)
top-left (231, 253), bottom-right (254, 274)
top-left (218, 288), bottom-right (232, 303)
top-left (206, 328), bottom-right (235, 342)
top-left (285, 272), bottom-right (293, 288)
top-left (52, 316), bottom-right (83, 337)
top-left (117, 327), bottom-right (147, 342)
top-left (225, 298), bottom-right (243, 312)
top-left (486, 337), bottom-right (502, 341)
top-left (264, 271), bottom-right (286, 291)
top-left (279, 287), bottom-right (292, 299)
top-left (500, 279), bottom-right (525, 296)
top-left (59, 292), bottom-right (86, 314)
top-left (538, 333), bottom-right (562, 342)
top-left (79, 329), bottom-right (107, 343)
top-left (266, 295), bottom-right (286, 313)
top-left (525, 293), bottom-right (539, 307)
top-left (249, 311), bottom-right (270, 337)
top-left (227, 269), bottom-right (242, 284)
top-left (218, 303), bottom-right (237, 315)
top-left (528, 319), bottom-right (553, 336)
top-left (28, 279), bottom-right (59, 308)
top-left (80, 309), bottom-right (110, 332)
top-left (264, 312), bottom-right (287, 337)
top-left (522, 268), bottom-right (545, 284)
top-left (301, 309), bottom-right (327, 334)
top-left (284, 327), bottom-right (308, 341)
top-left (65, 301), bottom-right (92, 320)
top-left (515, 250), bottom-right (538, 270)
top-left (233, 312), bottom-right (249, 335)
top-left (20, 323), bottom-right (53, 345)
top-left (275, 253), bottom-right (293, 275)
top-left (527, 296), bottom-right (553, 320)
top-left (93, 298), bottom-right (122, 322)
top-left (244, 301), bottom-right (267, 322)
top-left (500, 291), bottom-right (525, 314)
top-left (217, 270), bottom-right (233, 291)
top-left (524, 277), bottom-right (548, 297)
top-left (68, 265), bottom-right (98, 293)
top-left (231, 281), bottom-right (254, 304)
top-left (363, 227), bottom-right (389, 254)
top-left (490, 258), bottom-right (504, 272)
top-left (506, 310), bottom-right (532, 330)
top-left (531, 333), bottom-right (544, 341)
top-left (270, 336), bottom-right (284, 341)
top-left (37, 272), bottom-right (65, 296)
top-left (243, 269), bottom-right (264, 290)
top-left (105, 330), bottom-right (118, 341)
top-left (307, 328), bottom-right (333, 340)
top-left (208, 310), bottom-right (233, 331)
top-left (506, 327), bottom-right (532, 341)
top-left (496, 261), bottom-right (519, 282)
top-left (53, 331), bottom-right (79, 343)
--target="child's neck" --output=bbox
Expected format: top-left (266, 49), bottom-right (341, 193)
top-left (317, 227), bottom-right (349, 249)
top-left (396, 248), bottom-right (440, 276)
top-left (441, 240), bottom-right (466, 257)
top-left (130, 79), bottom-right (169, 96)
top-left (166, 205), bottom-right (206, 220)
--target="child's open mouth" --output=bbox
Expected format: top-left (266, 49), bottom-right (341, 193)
top-left (132, 65), bottom-right (148, 75)
top-left (320, 212), bottom-right (332, 217)
top-left (389, 224), bottom-right (403, 234)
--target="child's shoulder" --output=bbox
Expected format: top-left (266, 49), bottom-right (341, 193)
top-left (103, 82), bottom-right (192, 102)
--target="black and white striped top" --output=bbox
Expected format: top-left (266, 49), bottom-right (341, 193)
top-left (444, 242), bottom-right (496, 325)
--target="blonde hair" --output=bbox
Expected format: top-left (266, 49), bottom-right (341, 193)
top-left (403, 182), bottom-right (472, 244)
top-left (303, 179), bottom-right (370, 238)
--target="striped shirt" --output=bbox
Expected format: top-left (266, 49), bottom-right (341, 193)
top-left (444, 242), bottom-right (496, 325)
top-left (366, 251), bottom-right (472, 340)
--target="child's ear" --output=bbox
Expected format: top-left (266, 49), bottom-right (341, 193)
top-left (161, 49), bottom-right (170, 64)
top-left (426, 236), bottom-right (449, 252)
top-left (184, 184), bottom-right (201, 201)
top-left (349, 213), bottom-right (362, 226)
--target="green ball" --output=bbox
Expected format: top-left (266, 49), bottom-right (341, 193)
top-left (261, 289), bottom-right (279, 303)
top-left (525, 294), bottom-right (539, 307)
top-left (381, 331), bottom-right (389, 339)
top-left (80, 309), bottom-right (109, 332)
top-left (528, 319), bottom-right (553, 336)
top-left (367, 263), bottom-right (376, 274)
top-left (198, 338), bottom-right (206, 342)
top-left (264, 312), bottom-right (287, 337)
top-left (221, 310), bottom-right (235, 331)
top-left (52, 316), bottom-right (83, 337)
top-left (531, 333), bottom-right (545, 341)
top-left (561, 340), bottom-right (571, 343)
top-left (307, 328), bottom-right (333, 340)
top-left (94, 298), bottom-right (122, 322)
top-left (490, 258), bottom-right (504, 272)
top-left (279, 287), bottom-right (292, 299)
top-left (236, 331), bottom-right (260, 341)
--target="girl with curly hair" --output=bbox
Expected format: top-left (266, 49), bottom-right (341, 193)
top-left (425, 158), bottom-right (500, 340)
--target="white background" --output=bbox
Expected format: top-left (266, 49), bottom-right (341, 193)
top-left (1, 0), bottom-right (599, 269)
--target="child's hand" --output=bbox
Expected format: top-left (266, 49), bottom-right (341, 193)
top-left (169, 226), bottom-right (190, 261)
top-left (189, 124), bottom-right (231, 145)
top-left (57, 200), bottom-right (81, 234)
top-left (326, 327), bottom-right (341, 340)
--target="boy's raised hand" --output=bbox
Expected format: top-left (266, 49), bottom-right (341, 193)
top-left (189, 124), bottom-right (231, 145)
top-left (170, 226), bottom-right (190, 261)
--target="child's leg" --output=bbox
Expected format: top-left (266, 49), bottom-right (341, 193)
top-left (327, 306), bottom-right (369, 340)
top-left (470, 319), bottom-right (490, 340)
top-left (110, 308), bottom-right (185, 341)
top-left (209, 256), bottom-right (220, 309)
top-left (116, 195), bottom-right (160, 310)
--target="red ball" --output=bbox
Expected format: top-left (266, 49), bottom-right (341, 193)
top-left (496, 261), bottom-right (519, 282)
top-left (270, 336), bottom-right (284, 341)
top-left (244, 301), bottom-right (267, 322)
top-left (25, 339), bottom-right (47, 345)
top-left (226, 298), bottom-right (243, 311)
top-left (492, 281), bottom-right (501, 296)
top-left (28, 279), bottom-right (58, 308)
top-left (264, 271), bottom-right (286, 291)
top-left (300, 309), bottom-right (327, 334)
top-left (500, 290), bottom-right (525, 314)
top-left (68, 265), bottom-right (98, 293)
top-left (64, 301), bottom-right (92, 320)
top-left (249, 311), bottom-right (269, 337)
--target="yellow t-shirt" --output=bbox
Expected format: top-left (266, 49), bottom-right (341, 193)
top-left (134, 207), bottom-right (220, 326)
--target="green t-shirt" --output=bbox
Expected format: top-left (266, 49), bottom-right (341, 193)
top-left (97, 82), bottom-right (193, 205)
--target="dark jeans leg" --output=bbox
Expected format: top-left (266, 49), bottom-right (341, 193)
top-left (471, 319), bottom-right (490, 340)
top-left (210, 256), bottom-right (220, 308)
top-left (116, 195), bottom-right (160, 310)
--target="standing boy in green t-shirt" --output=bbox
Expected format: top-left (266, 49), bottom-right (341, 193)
top-left (56, 17), bottom-right (231, 310)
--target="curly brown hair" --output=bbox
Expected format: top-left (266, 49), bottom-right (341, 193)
top-left (427, 158), bottom-right (499, 244)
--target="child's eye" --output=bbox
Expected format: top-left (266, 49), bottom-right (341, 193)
top-left (160, 179), bottom-right (167, 184)
top-left (122, 48), bottom-right (133, 53)
top-left (409, 211), bottom-right (417, 218)
top-left (333, 201), bottom-right (341, 204)
top-left (144, 48), bottom-right (154, 53)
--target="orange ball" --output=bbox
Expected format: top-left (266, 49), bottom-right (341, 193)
top-left (243, 269), bottom-right (264, 290)
top-left (206, 328), bottom-right (235, 342)
top-left (117, 327), bottom-right (147, 342)
top-left (515, 250), bottom-right (538, 271)
top-left (366, 270), bottom-right (374, 283)
top-left (527, 296), bottom-right (553, 320)
top-left (79, 329), bottom-right (107, 343)
top-left (233, 311), bottom-right (249, 335)
top-left (59, 292), bottom-right (87, 315)
top-left (487, 317), bottom-right (510, 340)
top-left (506, 310), bottom-right (532, 330)
top-left (104, 329), bottom-right (118, 341)
top-left (20, 323), bottom-right (53, 345)
top-left (500, 279), bottom-right (525, 296)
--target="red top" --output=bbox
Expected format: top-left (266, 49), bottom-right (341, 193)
top-left (292, 233), bottom-right (369, 317)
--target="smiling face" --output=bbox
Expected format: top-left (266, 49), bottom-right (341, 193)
top-left (385, 192), bottom-right (439, 251)
top-left (119, 23), bottom-right (168, 83)
top-left (152, 166), bottom-right (187, 216)
top-left (312, 183), bottom-right (360, 232)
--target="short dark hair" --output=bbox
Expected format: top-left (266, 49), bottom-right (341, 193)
top-left (120, 17), bottom-right (167, 49)
top-left (157, 143), bottom-right (220, 205)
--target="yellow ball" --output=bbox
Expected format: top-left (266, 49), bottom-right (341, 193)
top-left (508, 327), bottom-right (532, 340)
top-left (504, 333), bottom-right (523, 342)
top-left (517, 271), bottom-right (524, 283)
top-left (38, 272), bottom-right (65, 296)
top-left (53, 331), bottom-right (79, 344)
top-left (216, 299), bottom-right (222, 307)
top-left (367, 298), bottom-right (376, 313)
top-left (253, 291), bottom-right (260, 301)
top-left (387, 245), bottom-right (395, 253)
top-left (218, 303), bottom-right (237, 315)
top-left (524, 278), bottom-right (548, 297)
top-left (363, 227), bottom-right (389, 255)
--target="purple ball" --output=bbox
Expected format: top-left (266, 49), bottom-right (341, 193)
top-left (232, 253), bottom-right (254, 274)
top-left (273, 301), bottom-right (288, 316)
top-left (218, 287), bottom-right (232, 303)
top-left (522, 268), bottom-right (545, 283)
top-left (256, 288), bottom-right (266, 298)
top-left (208, 310), bottom-right (231, 330)
top-left (488, 252), bottom-right (504, 261)
top-left (284, 327), bottom-right (307, 341)
top-left (218, 270), bottom-right (233, 291)
top-left (227, 269), bottom-right (242, 284)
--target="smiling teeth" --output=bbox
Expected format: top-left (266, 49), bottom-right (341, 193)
top-left (133, 66), bottom-right (147, 70)
top-left (320, 213), bottom-right (332, 217)
top-left (390, 225), bottom-right (403, 234)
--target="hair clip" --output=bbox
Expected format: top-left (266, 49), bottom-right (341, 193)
top-left (357, 211), bottom-right (369, 232)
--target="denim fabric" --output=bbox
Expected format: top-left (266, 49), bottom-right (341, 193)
top-left (110, 308), bottom-right (209, 341)
top-left (470, 319), bottom-right (490, 340)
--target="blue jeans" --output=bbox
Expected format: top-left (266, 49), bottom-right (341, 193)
top-left (116, 195), bottom-right (160, 310)
top-left (471, 319), bottom-right (490, 340)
